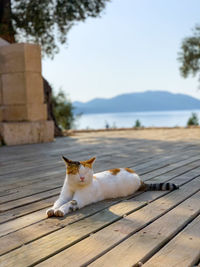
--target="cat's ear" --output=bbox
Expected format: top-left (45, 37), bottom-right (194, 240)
top-left (80, 157), bottom-right (96, 168)
top-left (87, 157), bottom-right (96, 165)
top-left (62, 156), bottom-right (71, 165)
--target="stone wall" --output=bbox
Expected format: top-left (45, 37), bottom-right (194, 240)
top-left (0, 42), bottom-right (54, 145)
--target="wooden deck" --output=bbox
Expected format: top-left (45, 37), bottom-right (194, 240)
top-left (0, 128), bottom-right (200, 267)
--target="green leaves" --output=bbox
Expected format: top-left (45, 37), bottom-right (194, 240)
top-left (179, 25), bottom-right (200, 79)
top-left (134, 119), bottom-right (142, 128)
top-left (52, 89), bottom-right (75, 130)
top-left (187, 112), bottom-right (199, 126)
top-left (10, 0), bottom-right (110, 57)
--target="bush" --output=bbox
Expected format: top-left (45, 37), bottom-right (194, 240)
top-left (187, 113), bottom-right (199, 126)
top-left (52, 89), bottom-right (76, 130)
top-left (105, 121), bottom-right (110, 129)
top-left (134, 119), bottom-right (142, 128)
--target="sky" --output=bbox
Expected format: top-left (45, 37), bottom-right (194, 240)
top-left (42, 0), bottom-right (200, 102)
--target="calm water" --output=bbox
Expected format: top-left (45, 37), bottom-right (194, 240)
top-left (74, 109), bottom-right (200, 129)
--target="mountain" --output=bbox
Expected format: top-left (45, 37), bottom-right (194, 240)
top-left (73, 91), bottom-right (200, 114)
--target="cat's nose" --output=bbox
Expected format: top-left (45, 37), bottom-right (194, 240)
top-left (80, 177), bottom-right (85, 181)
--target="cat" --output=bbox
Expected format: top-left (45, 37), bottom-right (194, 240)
top-left (46, 156), bottom-right (179, 217)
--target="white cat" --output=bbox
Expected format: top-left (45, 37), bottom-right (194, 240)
top-left (46, 156), bottom-right (179, 217)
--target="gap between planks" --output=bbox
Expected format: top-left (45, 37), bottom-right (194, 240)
top-left (1, 155), bottom-right (200, 225)
top-left (1, 150), bottom-right (200, 207)
top-left (1, 155), bottom-right (200, 241)
top-left (0, 173), bottom-right (199, 266)
top-left (143, 214), bottom-right (200, 267)
top-left (34, 180), bottom-right (200, 267)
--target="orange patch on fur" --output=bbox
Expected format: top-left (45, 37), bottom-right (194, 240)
top-left (109, 168), bottom-right (121, 175)
top-left (67, 165), bottom-right (79, 175)
top-left (125, 168), bottom-right (135, 173)
top-left (80, 157), bottom-right (96, 169)
top-left (138, 181), bottom-right (147, 191)
top-left (62, 157), bottom-right (81, 175)
top-left (93, 175), bottom-right (97, 179)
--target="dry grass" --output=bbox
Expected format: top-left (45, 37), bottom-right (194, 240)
top-left (65, 126), bottom-right (200, 143)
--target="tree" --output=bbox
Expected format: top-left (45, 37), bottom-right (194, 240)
top-left (0, 0), bottom-right (110, 135)
top-left (0, 0), bottom-right (110, 57)
top-left (179, 25), bottom-right (200, 80)
top-left (0, 0), bottom-right (15, 43)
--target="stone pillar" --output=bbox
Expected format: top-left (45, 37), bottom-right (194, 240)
top-left (0, 43), bottom-right (54, 145)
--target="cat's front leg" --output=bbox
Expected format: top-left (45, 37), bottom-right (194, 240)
top-left (54, 189), bottom-right (94, 217)
top-left (46, 198), bottom-right (67, 217)
top-left (46, 185), bottom-right (73, 217)
top-left (54, 200), bottom-right (79, 217)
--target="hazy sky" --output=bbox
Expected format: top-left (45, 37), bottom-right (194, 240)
top-left (42, 0), bottom-right (200, 102)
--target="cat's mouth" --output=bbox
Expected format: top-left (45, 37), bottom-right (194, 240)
top-left (78, 180), bottom-right (87, 186)
top-left (80, 176), bottom-right (85, 183)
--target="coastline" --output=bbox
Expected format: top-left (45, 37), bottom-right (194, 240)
top-left (63, 126), bottom-right (200, 143)
top-left (65, 125), bottom-right (200, 134)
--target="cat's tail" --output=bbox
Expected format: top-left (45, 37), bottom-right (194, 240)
top-left (140, 182), bottom-right (179, 191)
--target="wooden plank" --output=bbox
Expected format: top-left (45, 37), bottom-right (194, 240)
top-left (1, 137), bottom-right (198, 180)
top-left (1, 157), bottom-right (200, 245)
top-left (146, 162), bottom-right (200, 185)
top-left (0, 137), bottom-right (147, 173)
top-left (0, 147), bottom-right (195, 202)
top-left (1, 149), bottom-right (199, 203)
top-left (2, 147), bottom-right (193, 201)
top-left (0, 128), bottom-right (199, 166)
top-left (0, 179), bottom-right (62, 203)
top-left (0, 197), bottom-right (129, 240)
top-left (0, 209), bottom-right (49, 237)
top-left (1, 157), bottom-right (199, 241)
top-left (143, 215), bottom-right (200, 267)
top-left (0, 176), bottom-right (199, 266)
top-left (0, 188), bottom-right (60, 212)
top-left (0, 130), bottom-right (199, 267)
top-left (0, 154), bottom-right (151, 196)
top-left (0, 200), bottom-right (145, 266)
top-left (0, 174), bottom-right (64, 199)
top-left (0, 144), bottom-right (174, 180)
top-left (0, 135), bottom-right (97, 164)
top-left (87, 192), bottom-right (200, 267)
top-left (0, 196), bottom-right (57, 224)
top-left (30, 178), bottom-right (200, 267)
top-left (1, 157), bottom-right (200, 218)
top-left (142, 154), bottom-right (200, 180)
top-left (0, 169), bottom-right (65, 193)
top-left (1, 136), bottom-right (198, 178)
top-left (0, 174), bottom-right (168, 236)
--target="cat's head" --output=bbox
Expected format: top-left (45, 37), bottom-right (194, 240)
top-left (62, 156), bottom-right (96, 187)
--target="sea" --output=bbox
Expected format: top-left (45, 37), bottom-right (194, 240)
top-left (74, 109), bottom-right (200, 130)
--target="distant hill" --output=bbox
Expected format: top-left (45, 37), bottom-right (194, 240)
top-left (73, 91), bottom-right (200, 114)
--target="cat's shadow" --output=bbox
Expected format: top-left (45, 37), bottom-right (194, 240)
top-left (48, 191), bottom-right (162, 232)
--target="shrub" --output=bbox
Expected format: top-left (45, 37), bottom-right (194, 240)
top-left (134, 119), bottom-right (142, 128)
top-left (187, 113), bottom-right (199, 126)
top-left (105, 121), bottom-right (110, 129)
top-left (52, 89), bottom-right (76, 130)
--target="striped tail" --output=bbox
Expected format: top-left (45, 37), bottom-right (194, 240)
top-left (141, 182), bottom-right (179, 191)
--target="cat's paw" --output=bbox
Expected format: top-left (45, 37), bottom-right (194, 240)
top-left (69, 200), bottom-right (79, 212)
top-left (46, 208), bottom-right (54, 217)
top-left (54, 209), bottom-right (64, 217)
